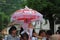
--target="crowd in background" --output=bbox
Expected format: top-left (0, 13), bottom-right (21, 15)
top-left (2, 25), bottom-right (60, 40)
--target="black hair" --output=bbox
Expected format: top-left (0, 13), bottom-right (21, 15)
top-left (9, 26), bottom-right (17, 34)
top-left (39, 30), bottom-right (46, 36)
top-left (21, 32), bottom-right (29, 40)
top-left (56, 30), bottom-right (60, 34)
top-left (58, 27), bottom-right (60, 30)
top-left (32, 29), bottom-right (36, 37)
top-left (20, 27), bottom-right (24, 35)
top-left (46, 30), bottom-right (53, 35)
top-left (32, 29), bottom-right (36, 33)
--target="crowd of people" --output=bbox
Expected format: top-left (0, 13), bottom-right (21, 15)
top-left (3, 25), bottom-right (60, 40)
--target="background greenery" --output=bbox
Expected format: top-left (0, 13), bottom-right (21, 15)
top-left (0, 0), bottom-right (60, 32)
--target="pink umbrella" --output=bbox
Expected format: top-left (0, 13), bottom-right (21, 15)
top-left (11, 6), bottom-right (43, 38)
top-left (11, 6), bottom-right (43, 23)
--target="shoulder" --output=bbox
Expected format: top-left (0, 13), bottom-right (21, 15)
top-left (4, 34), bottom-right (13, 39)
top-left (16, 36), bottom-right (20, 40)
top-left (4, 35), bottom-right (10, 40)
top-left (51, 34), bottom-right (60, 37)
top-left (4, 35), bottom-right (9, 38)
top-left (50, 34), bottom-right (60, 40)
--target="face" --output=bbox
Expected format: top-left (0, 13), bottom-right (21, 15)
top-left (23, 37), bottom-right (27, 40)
top-left (41, 32), bottom-right (46, 37)
top-left (33, 33), bottom-right (37, 37)
top-left (20, 37), bottom-right (28, 40)
top-left (12, 30), bottom-right (17, 35)
top-left (46, 35), bottom-right (50, 38)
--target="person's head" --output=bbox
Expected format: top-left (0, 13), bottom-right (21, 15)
top-left (58, 27), bottom-right (60, 30)
top-left (39, 30), bottom-right (46, 37)
top-left (32, 29), bottom-right (37, 37)
top-left (46, 30), bottom-right (53, 38)
top-left (9, 26), bottom-right (17, 36)
top-left (33, 29), bottom-right (36, 33)
top-left (56, 30), bottom-right (60, 34)
top-left (20, 32), bottom-right (29, 40)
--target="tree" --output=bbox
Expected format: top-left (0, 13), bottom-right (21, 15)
top-left (27, 0), bottom-right (60, 33)
top-left (0, 0), bottom-right (26, 31)
top-left (0, 0), bottom-right (25, 15)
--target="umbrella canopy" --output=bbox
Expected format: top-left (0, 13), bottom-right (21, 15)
top-left (11, 6), bottom-right (43, 23)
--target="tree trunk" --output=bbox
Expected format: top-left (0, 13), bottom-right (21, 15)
top-left (48, 14), bottom-right (54, 34)
top-left (49, 18), bottom-right (54, 34)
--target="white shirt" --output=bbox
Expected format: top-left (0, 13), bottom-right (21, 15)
top-left (32, 37), bottom-right (38, 40)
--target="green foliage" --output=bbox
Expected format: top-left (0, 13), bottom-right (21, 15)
top-left (0, 12), bottom-right (9, 30)
top-left (27, 0), bottom-right (48, 11)
top-left (0, 0), bottom-right (25, 15)
top-left (0, 0), bottom-right (26, 31)
top-left (27, 0), bottom-right (60, 32)
top-left (0, 0), bottom-right (60, 31)
top-left (27, 0), bottom-right (60, 16)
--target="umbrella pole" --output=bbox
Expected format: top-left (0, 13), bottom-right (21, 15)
top-left (40, 21), bottom-right (42, 30)
top-left (34, 21), bottom-right (36, 27)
